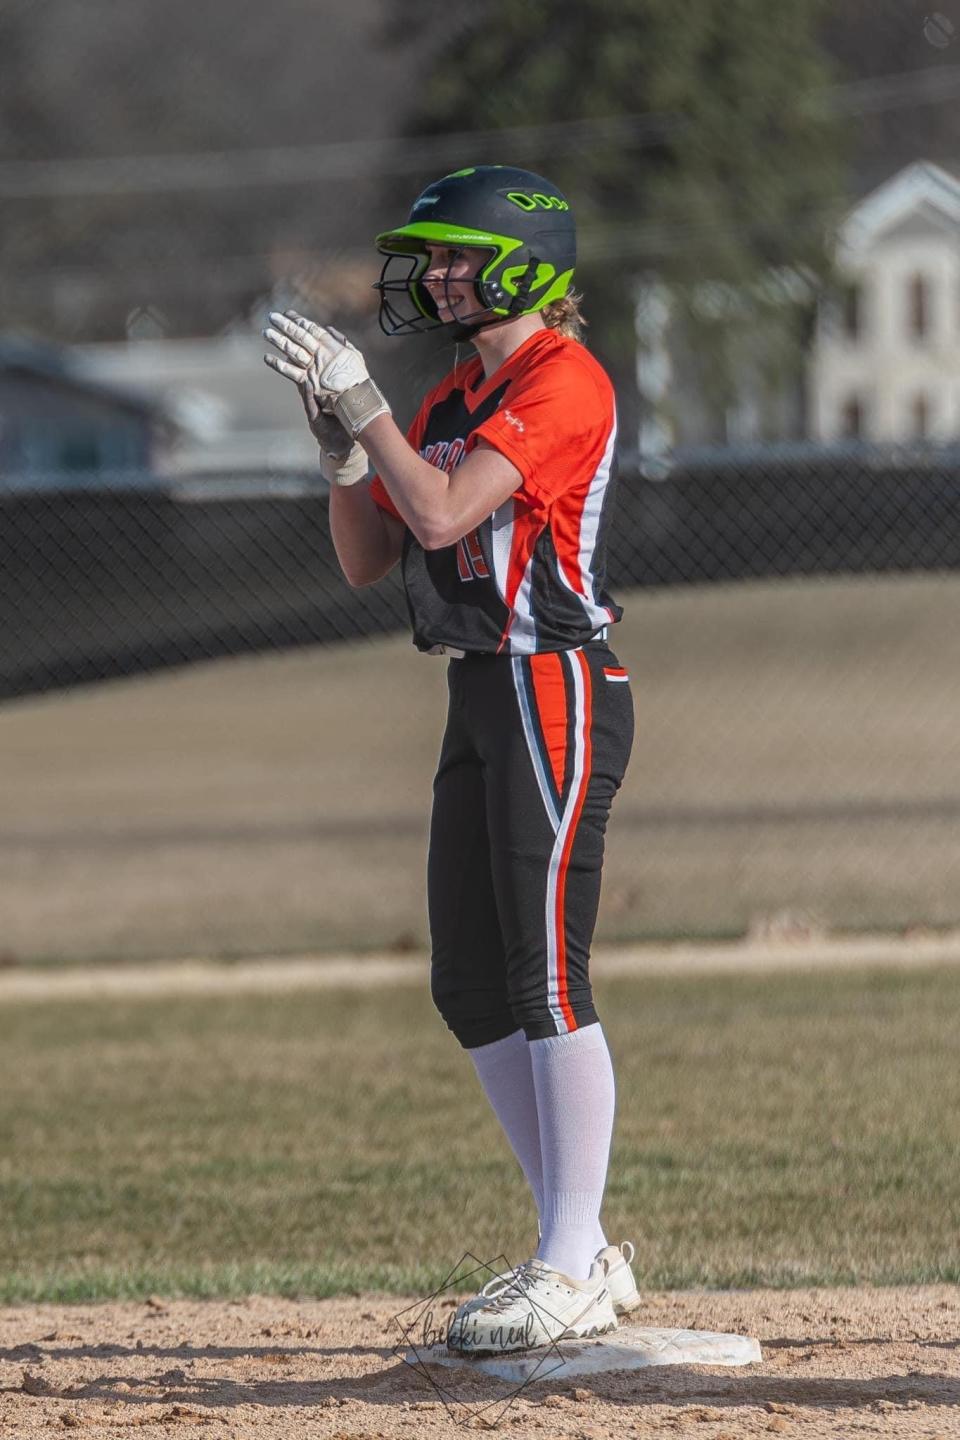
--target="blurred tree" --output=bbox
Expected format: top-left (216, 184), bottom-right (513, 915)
top-left (0, 0), bottom-right (412, 340)
top-left (388, 0), bottom-right (848, 448)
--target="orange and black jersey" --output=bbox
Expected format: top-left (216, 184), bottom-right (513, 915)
top-left (369, 328), bottom-right (623, 656)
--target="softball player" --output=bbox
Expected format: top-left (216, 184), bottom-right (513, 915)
top-left (264, 165), bottom-right (639, 1354)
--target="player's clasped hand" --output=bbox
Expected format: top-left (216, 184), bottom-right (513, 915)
top-left (262, 311), bottom-right (362, 403)
top-left (262, 310), bottom-right (391, 440)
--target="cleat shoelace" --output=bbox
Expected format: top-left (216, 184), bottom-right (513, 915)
top-left (484, 1264), bottom-right (544, 1313)
top-left (479, 1268), bottom-right (516, 1299)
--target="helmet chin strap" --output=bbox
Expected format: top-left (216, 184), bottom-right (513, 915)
top-left (446, 312), bottom-right (514, 341)
top-left (446, 256), bottom-right (541, 340)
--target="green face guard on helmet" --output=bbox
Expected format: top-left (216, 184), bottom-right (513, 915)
top-left (373, 166), bottom-right (577, 336)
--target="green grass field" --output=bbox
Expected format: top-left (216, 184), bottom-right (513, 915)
top-left (3, 964), bottom-right (959, 1303)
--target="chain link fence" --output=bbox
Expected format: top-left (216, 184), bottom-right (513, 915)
top-left (1, 474), bottom-right (405, 701)
top-left (2, 445), bottom-right (960, 961)
top-left (4, 445), bottom-right (960, 701)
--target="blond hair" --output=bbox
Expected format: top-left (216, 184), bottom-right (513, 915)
top-left (541, 289), bottom-right (587, 342)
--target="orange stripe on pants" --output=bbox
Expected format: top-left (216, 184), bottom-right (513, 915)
top-left (529, 651), bottom-right (568, 796)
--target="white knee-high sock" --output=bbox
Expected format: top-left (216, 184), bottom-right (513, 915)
top-left (467, 1029), bottom-right (546, 1221)
top-left (530, 1022), bottom-right (615, 1281)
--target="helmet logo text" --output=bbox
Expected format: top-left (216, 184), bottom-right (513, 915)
top-left (505, 191), bottom-right (570, 212)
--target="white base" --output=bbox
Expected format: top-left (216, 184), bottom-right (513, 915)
top-left (414, 1326), bottom-right (762, 1383)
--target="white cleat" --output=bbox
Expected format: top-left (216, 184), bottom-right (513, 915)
top-left (454, 1238), bottom-right (641, 1324)
top-left (450, 1259), bottom-right (532, 1326)
top-left (447, 1257), bottom-right (617, 1355)
top-left (595, 1239), bottom-right (642, 1315)
top-left (451, 1237), bottom-right (639, 1327)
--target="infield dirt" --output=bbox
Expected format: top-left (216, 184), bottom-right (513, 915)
top-left (2, 1286), bottom-right (959, 1438)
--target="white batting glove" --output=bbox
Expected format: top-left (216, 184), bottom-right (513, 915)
top-left (297, 375), bottom-right (370, 488)
top-left (262, 310), bottom-right (391, 439)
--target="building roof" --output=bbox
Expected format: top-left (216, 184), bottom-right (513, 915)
top-left (73, 331), bottom-right (319, 473)
top-left (0, 334), bottom-right (162, 419)
top-left (840, 160), bottom-right (960, 256)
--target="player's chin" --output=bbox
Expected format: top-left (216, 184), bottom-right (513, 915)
top-left (434, 299), bottom-right (497, 329)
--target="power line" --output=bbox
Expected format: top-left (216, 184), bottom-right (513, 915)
top-left (0, 201), bottom-right (849, 302)
top-left (0, 113), bottom-right (680, 200)
top-left (826, 62), bottom-right (960, 116)
top-left (1, 63), bottom-right (959, 201)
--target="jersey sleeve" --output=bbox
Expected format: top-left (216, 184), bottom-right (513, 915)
top-left (471, 349), bottom-right (614, 510)
top-left (367, 393), bottom-right (434, 521)
top-left (368, 473), bottom-right (402, 520)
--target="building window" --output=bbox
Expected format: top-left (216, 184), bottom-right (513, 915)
top-left (840, 394), bottom-right (864, 439)
top-left (908, 273), bottom-right (929, 341)
top-left (910, 392), bottom-right (930, 439)
top-left (17, 420), bottom-right (126, 473)
top-left (842, 282), bottom-right (862, 341)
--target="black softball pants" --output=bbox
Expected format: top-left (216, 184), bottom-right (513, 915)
top-left (428, 639), bottom-right (634, 1048)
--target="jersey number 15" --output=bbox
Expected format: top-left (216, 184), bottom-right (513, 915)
top-left (456, 528), bottom-right (490, 582)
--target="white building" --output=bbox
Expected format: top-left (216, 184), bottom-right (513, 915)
top-left (73, 263), bottom-right (379, 476)
top-left (809, 160), bottom-right (960, 444)
top-left (74, 330), bottom-right (321, 476)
